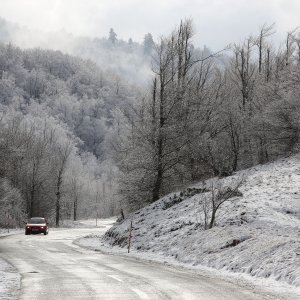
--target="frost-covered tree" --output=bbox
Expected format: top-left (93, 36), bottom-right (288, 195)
top-left (110, 21), bottom-right (300, 212)
top-left (0, 178), bottom-right (25, 227)
top-left (112, 20), bottom-right (221, 209)
top-left (0, 43), bottom-right (136, 224)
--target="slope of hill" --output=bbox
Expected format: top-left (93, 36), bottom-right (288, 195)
top-left (77, 154), bottom-right (300, 292)
top-left (0, 43), bottom-right (137, 159)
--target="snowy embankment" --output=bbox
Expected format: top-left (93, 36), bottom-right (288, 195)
top-left (77, 155), bottom-right (300, 292)
top-left (0, 229), bottom-right (23, 238)
top-left (0, 229), bottom-right (22, 299)
top-left (0, 258), bottom-right (20, 299)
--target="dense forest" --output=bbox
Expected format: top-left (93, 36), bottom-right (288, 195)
top-left (0, 18), bottom-right (299, 226)
top-left (0, 43), bottom-right (139, 226)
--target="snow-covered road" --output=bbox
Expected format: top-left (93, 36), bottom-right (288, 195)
top-left (0, 220), bottom-right (290, 300)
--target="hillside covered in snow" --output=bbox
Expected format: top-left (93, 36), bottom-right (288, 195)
top-left (77, 154), bottom-right (300, 291)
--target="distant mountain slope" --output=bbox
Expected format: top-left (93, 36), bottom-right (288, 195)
top-left (0, 17), bottom-right (152, 86)
top-left (0, 43), bottom-right (137, 159)
top-left (78, 154), bottom-right (300, 290)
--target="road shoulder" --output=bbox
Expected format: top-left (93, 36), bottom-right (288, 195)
top-left (74, 234), bottom-right (300, 300)
top-left (0, 256), bottom-right (20, 300)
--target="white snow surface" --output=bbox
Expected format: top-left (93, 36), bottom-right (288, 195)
top-left (77, 154), bottom-right (300, 293)
top-left (0, 229), bottom-right (22, 238)
top-left (0, 257), bottom-right (20, 299)
top-left (0, 229), bottom-right (22, 299)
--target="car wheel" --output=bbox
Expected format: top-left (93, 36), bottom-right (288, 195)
top-left (44, 231), bottom-right (47, 235)
top-left (25, 231), bottom-right (30, 235)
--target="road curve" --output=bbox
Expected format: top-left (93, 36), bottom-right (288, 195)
top-left (0, 221), bottom-right (292, 300)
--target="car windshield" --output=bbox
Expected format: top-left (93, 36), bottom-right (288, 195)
top-left (29, 218), bottom-right (45, 224)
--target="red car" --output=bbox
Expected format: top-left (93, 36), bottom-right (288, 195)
top-left (25, 217), bottom-right (49, 235)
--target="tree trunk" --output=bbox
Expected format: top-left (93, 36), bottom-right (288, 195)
top-left (152, 137), bottom-right (163, 202)
top-left (209, 209), bottom-right (216, 229)
top-left (30, 188), bottom-right (34, 218)
top-left (152, 68), bottom-right (165, 202)
top-left (56, 192), bottom-right (60, 227)
top-left (55, 170), bottom-right (62, 227)
top-left (73, 196), bottom-right (77, 221)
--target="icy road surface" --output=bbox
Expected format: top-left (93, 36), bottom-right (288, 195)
top-left (0, 220), bottom-right (289, 300)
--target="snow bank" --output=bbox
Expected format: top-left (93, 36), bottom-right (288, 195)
top-left (60, 218), bottom-right (117, 228)
top-left (0, 258), bottom-right (20, 299)
top-left (79, 155), bottom-right (300, 290)
top-left (0, 228), bottom-right (23, 238)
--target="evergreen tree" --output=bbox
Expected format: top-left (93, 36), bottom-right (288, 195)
top-left (109, 28), bottom-right (117, 45)
top-left (143, 33), bottom-right (155, 55)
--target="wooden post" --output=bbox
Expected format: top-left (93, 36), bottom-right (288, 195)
top-left (128, 219), bottom-right (133, 253)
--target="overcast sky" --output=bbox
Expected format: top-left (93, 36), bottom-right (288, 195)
top-left (0, 0), bottom-right (299, 50)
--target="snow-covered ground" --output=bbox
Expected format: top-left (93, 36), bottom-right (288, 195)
top-left (0, 228), bottom-right (23, 238)
top-left (76, 154), bottom-right (300, 296)
top-left (0, 258), bottom-right (20, 299)
top-left (60, 218), bottom-right (116, 228)
top-left (0, 229), bottom-right (22, 299)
